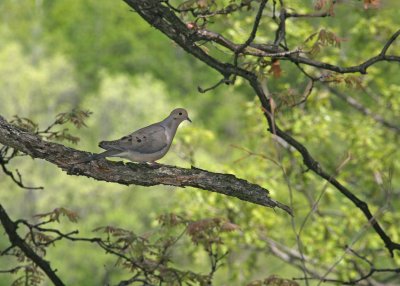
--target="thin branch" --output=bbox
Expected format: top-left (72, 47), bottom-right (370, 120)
top-left (233, 0), bottom-right (268, 80)
top-left (294, 247), bottom-right (400, 285)
top-left (380, 29), bottom-right (400, 56)
top-left (0, 151), bottom-right (43, 190)
top-left (196, 29), bottom-right (301, 58)
top-left (290, 79), bottom-right (314, 107)
top-left (239, 0), bottom-right (268, 52)
top-left (118, 276), bottom-right (156, 286)
top-left (295, 65), bottom-right (400, 133)
top-left (0, 205), bottom-right (65, 286)
top-left (0, 115), bottom-right (291, 215)
top-left (0, 265), bottom-right (28, 274)
top-left (326, 85), bottom-right (400, 134)
top-left (274, 8), bottom-right (286, 47)
top-left (264, 237), bottom-right (337, 278)
top-left (285, 10), bottom-right (332, 18)
top-left (198, 77), bottom-right (231, 93)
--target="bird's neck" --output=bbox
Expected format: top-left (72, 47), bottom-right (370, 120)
top-left (162, 117), bottom-right (181, 135)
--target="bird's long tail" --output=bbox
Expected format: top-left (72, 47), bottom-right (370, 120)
top-left (73, 150), bottom-right (120, 164)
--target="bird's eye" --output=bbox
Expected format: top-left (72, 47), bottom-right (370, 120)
top-left (179, 112), bottom-right (182, 115)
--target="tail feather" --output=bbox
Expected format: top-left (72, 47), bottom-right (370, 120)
top-left (74, 150), bottom-right (121, 164)
top-left (99, 140), bottom-right (112, 149)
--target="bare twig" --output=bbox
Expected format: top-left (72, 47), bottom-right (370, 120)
top-left (233, 0), bottom-right (269, 81)
top-left (198, 77), bottom-right (232, 93)
top-left (0, 147), bottom-right (43, 190)
top-left (0, 265), bottom-right (28, 274)
top-left (239, 0), bottom-right (268, 52)
top-left (274, 8), bottom-right (287, 47)
top-left (326, 85), bottom-right (400, 134)
top-left (294, 247), bottom-right (400, 285)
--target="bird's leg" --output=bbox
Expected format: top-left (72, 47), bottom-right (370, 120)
top-left (127, 162), bottom-right (162, 170)
top-left (145, 161), bottom-right (163, 169)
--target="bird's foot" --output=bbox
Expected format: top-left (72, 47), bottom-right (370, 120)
top-left (126, 162), bottom-right (162, 170)
top-left (144, 161), bottom-right (163, 169)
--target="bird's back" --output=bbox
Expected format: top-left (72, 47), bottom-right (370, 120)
top-left (98, 123), bottom-right (169, 155)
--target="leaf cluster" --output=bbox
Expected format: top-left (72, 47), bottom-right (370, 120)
top-left (10, 109), bottom-right (91, 145)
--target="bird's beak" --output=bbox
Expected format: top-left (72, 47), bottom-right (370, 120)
top-left (187, 117), bottom-right (192, 123)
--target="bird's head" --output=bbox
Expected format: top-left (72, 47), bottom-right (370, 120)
top-left (170, 108), bottom-right (192, 123)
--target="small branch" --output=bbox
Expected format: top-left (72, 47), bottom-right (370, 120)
top-left (264, 237), bottom-right (337, 279)
top-left (196, 29), bottom-right (301, 58)
top-left (205, 245), bottom-right (228, 285)
top-left (198, 77), bottom-right (232, 93)
top-left (294, 247), bottom-right (400, 285)
top-left (380, 29), bottom-right (400, 56)
top-left (286, 9), bottom-right (333, 18)
top-left (0, 115), bottom-right (291, 215)
top-left (239, 0), bottom-right (268, 52)
top-left (0, 265), bottom-right (28, 274)
top-left (274, 8), bottom-right (287, 47)
top-left (0, 205), bottom-right (65, 286)
top-left (326, 85), bottom-right (400, 134)
top-left (233, 0), bottom-right (268, 80)
top-left (118, 276), bottom-right (156, 286)
top-left (290, 79), bottom-right (314, 107)
top-left (0, 149), bottom-right (43, 190)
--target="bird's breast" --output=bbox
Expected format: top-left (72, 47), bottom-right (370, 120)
top-left (164, 127), bottom-right (172, 143)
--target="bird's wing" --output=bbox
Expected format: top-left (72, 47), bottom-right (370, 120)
top-left (99, 124), bottom-right (168, 154)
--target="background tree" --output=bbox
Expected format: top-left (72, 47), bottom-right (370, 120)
top-left (0, 0), bottom-right (399, 285)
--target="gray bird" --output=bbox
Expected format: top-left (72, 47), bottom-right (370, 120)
top-left (78, 108), bottom-right (191, 164)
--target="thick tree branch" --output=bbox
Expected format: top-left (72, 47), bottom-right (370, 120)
top-left (0, 115), bottom-right (291, 215)
top-left (122, 0), bottom-right (400, 256)
top-left (0, 205), bottom-right (65, 286)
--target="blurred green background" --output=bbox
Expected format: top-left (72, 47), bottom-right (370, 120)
top-left (0, 0), bottom-right (399, 285)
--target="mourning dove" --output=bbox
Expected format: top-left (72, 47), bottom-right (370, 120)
top-left (77, 108), bottom-right (191, 164)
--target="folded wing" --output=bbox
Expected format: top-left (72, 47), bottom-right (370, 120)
top-left (99, 124), bottom-right (168, 154)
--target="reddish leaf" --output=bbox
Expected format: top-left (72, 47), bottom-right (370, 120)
top-left (364, 0), bottom-right (380, 9)
top-left (220, 222), bottom-right (240, 232)
top-left (34, 207), bottom-right (79, 223)
top-left (269, 60), bottom-right (282, 78)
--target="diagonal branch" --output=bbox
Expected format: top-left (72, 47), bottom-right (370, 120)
top-left (325, 85), bottom-right (400, 134)
top-left (237, 0), bottom-right (268, 53)
top-left (274, 7), bottom-right (287, 47)
top-left (233, 0), bottom-right (268, 81)
top-left (0, 149), bottom-right (44, 190)
top-left (0, 115), bottom-right (291, 215)
top-left (122, 0), bottom-right (400, 256)
top-left (0, 205), bottom-right (65, 286)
